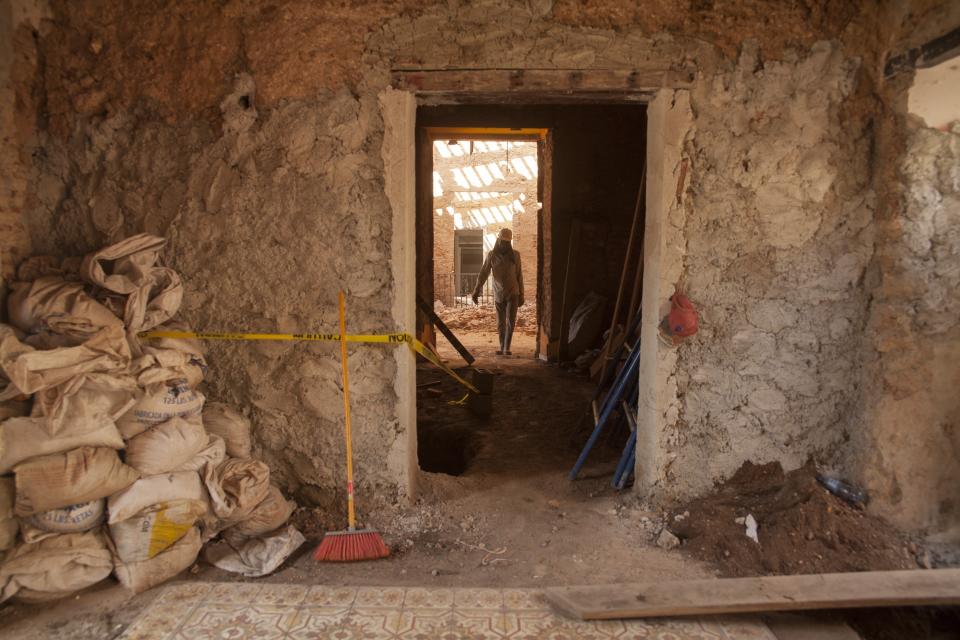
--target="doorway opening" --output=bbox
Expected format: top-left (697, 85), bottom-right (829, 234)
top-left (431, 137), bottom-right (540, 360)
top-left (414, 105), bottom-right (647, 482)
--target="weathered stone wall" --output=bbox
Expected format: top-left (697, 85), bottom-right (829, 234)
top-left (0, 0), bottom-right (46, 285)
top-left (849, 2), bottom-right (960, 539)
top-left (26, 75), bottom-right (408, 508)
top-left (14, 0), bottom-right (956, 532)
top-left (857, 120), bottom-right (960, 538)
top-left (668, 42), bottom-right (873, 496)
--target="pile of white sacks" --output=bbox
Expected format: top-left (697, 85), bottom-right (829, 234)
top-left (0, 234), bottom-right (303, 602)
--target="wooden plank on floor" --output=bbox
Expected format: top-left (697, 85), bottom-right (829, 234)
top-left (544, 569), bottom-right (960, 621)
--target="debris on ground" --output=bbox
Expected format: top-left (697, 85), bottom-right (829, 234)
top-left (655, 529), bottom-right (680, 550)
top-left (816, 473), bottom-right (869, 506)
top-left (737, 514), bottom-right (759, 544)
top-left (434, 302), bottom-right (537, 336)
top-left (667, 461), bottom-right (915, 577)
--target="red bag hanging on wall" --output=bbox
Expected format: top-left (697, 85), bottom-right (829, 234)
top-left (668, 291), bottom-right (698, 338)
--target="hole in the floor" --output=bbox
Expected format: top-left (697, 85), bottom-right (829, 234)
top-left (417, 419), bottom-right (480, 475)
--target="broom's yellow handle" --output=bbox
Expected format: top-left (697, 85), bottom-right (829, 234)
top-left (339, 290), bottom-right (357, 530)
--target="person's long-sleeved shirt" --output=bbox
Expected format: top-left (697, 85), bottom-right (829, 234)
top-left (473, 249), bottom-right (523, 303)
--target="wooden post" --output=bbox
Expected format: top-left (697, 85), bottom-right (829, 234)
top-left (599, 164), bottom-right (646, 380)
top-left (558, 218), bottom-right (579, 361)
top-left (416, 295), bottom-right (475, 365)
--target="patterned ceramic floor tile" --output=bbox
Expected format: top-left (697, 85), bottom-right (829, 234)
top-left (120, 582), bottom-right (778, 640)
top-left (402, 587), bottom-right (455, 609)
top-left (303, 585), bottom-right (359, 607)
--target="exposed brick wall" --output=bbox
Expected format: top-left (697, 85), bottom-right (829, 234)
top-left (432, 207), bottom-right (455, 303)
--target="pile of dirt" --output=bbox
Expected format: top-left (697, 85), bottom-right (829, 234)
top-left (667, 461), bottom-right (915, 577)
top-left (435, 303), bottom-right (537, 336)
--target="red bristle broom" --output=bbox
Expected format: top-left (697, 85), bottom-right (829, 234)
top-left (313, 290), bottom-right (390, 562)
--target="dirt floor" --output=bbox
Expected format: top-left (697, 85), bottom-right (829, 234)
top-left (0, 326), bottom-right (707, 639)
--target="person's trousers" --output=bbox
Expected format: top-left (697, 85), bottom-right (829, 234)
top-left (495, 295), bottom-right (519, 353)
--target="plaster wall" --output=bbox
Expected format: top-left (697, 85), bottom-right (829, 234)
top-left (12, 0), bottom-right (955, 531)
top-left (857, 118), bottom-right (960, 538)
top-left (0, 0), bottom-right (46, 285)
top-left (636, 89), bottom-right (692, 493)
top-left (665, 42), bottom-right (874, 497)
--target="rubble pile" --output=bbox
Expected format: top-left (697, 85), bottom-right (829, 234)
top-left (0, 234), bottom-right (303, 602)
top-left (667, 461), bottom-right (914, 577)
top-left (435, 301), bottom-right (537, 336)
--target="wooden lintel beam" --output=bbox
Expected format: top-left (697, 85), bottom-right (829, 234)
top-left (434, 197), bottom-right (528, 210)
top-left (437, 187), bottom-right (531, 194)
top-left (392, 66), bottom-right (695, 95)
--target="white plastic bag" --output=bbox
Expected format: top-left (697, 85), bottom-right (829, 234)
top-left (135, 320), bottom-right (207, 387)
top-left (131, 350), bottom-right (204, 388)
top-left (116, 381), bottom-right (204, 440)
top-left (202, 403), bottom-right (252, 459)
top-left (0, 530), bottom-right (113, 603)
top-left (79, 234), bottom-right (183, 332)
top-left (203, 458), bottom-right (271, 526)
top-left (229, 485), bottom-right (295, 539)
top-left (109, 499), bottom-right (207, 563)
top-left (204, 524), bottom-right (304, 577)
top-left (26, 499), bottom-right (106, 534)
top-left (31, 372), bottom-right (139, 435)
top-left (107, 472), bottom-right (205, 524)
top-left (113, 526), bottom-right (201, 594)
top-left (0, 415), bottom-right (124, 474)
top-left (14, 447), bottom-right (140, 516)
top-left (173, 434), bottom-right (226, 473)
top-left (0, 324), bottom-right (130, 402)
top-left (7, 276), bottom-right (123, 339)
top-left (124, 416), bottom-right (207, 475)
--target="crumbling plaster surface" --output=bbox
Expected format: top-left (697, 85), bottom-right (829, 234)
top-left (858, 120), bottom-right (960, 538)
top-left (18, 0), bottom-right (949, 525)
top-left (636, 89), bottom-right (692, 495)
top-left (665, 42), bottom-right (875, 498)
top-left (0, 0), bottom-right (47, 283)
top-left (27, 75), bottom-right (410, 507)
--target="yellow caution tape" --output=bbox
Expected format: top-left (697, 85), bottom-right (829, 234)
top-left (139, 330), bottom-right (480, 394)
top-left (447, 393), bottom-right (470, 407)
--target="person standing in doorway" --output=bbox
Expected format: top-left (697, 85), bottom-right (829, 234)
top-left (472, 228), bottom-right (524, 355)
